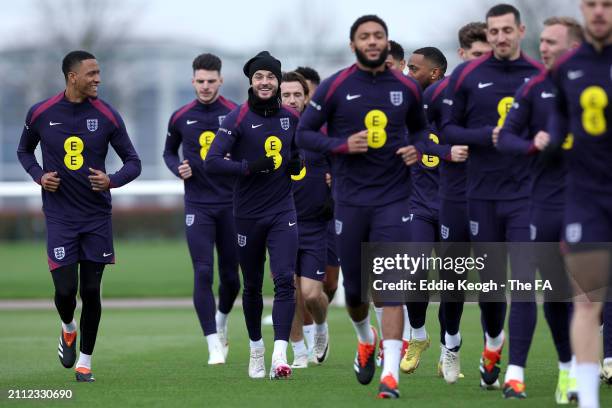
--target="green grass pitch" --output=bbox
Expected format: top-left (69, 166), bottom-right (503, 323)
top-left (1, 306), bottom-right (611, 407)
top-left (0, 240), bottom-right (275, 299)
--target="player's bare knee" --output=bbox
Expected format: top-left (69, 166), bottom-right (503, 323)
top-left (573, 301), bottom-right (602, 315)
top-left (303, 288), bottom-right (322, 305)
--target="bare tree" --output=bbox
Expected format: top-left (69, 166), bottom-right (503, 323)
top-left (264, 0), bottom-right (340, 69)
top-left (36, 0), bottom-right (141, 51)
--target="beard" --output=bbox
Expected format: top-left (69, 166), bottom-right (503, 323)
top-left (586, 22), bottom-right (612, 43)
top-left (355, 46), bottom-right (389, 69)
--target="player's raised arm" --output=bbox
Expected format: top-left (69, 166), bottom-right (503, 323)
top-left (205, 112), bottom-right (247, 175)
top-left (296, 79), bottom-right (353, 154)
top-left (205, 110), bottom-right (274, 176)
top-left (441, 64), bottom-right (496, 146)
top-left (107, 110), bottom-right (141, 188)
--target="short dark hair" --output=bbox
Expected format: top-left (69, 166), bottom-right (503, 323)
top-left (543, 16), bottom-right (585, 43)
top-left (413, 47), bottom-right (448, 75)
top-left (192, 53), bottom-right (222, 73)
top-left (295, 66), bottom-right (321, 86)
top-left (62, 50), bottom-right (96, 80)
top-left (281, 71), bottom-right (309, 97)
top-left (458, 22), bottom-right (488, 49)
top-left (350, 15), bottom-right (388, 41)
top-left (389, 40), bottom-right (405, 61)
top-left (486, 4), bottom-right (521, 25)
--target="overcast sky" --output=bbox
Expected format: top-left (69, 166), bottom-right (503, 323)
top-left (1, 0), bottom-right (582, 52)
top-left (0, 0), bottom-right (583, 77)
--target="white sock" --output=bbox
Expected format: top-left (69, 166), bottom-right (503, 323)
top-left (402, 306), bottom-right (411, 340)
top-left (215, 311), bottom-right (228, 331)
top-left (505, 364), bottom-right (525, 383)
top-left (444, 332), bottom-right (461, 350)
top-left (576, 362), bottom-right (600, 408)
top-left (381, 339), bottom-right (402, 382)
top-left (206, 333), bottom-right (222, 350)
top-left (249, 338), bottom-right (264, 349)
top-left (291, 340), bottom-right (307, 356)
top-left (272, 340), bottom-right (288, 362)
top-left (485, 330), bottom-right (504, 350)
top-left (604, 357), bottom-right (612, 365)
top-left (570, 356), bottom-right (578, 384)
top-left (76, 352), bottom-right (92, 370)
top-left (559, 361), bottom-right (572, 371)
top-left (303, 324), bottom-right (315, 352)
top-left (374, 307), bottom-right (384, 338)
top-left (62, 319), bottom-right (77, 333)
top-left (352, 315), bottom-right (374, 344)
top-left (315, 322), bottom-right (328, 335)
top-left (411, 325), bottom-right (427, 341)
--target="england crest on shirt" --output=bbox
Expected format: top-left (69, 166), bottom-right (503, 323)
top-left (335, 220), bottom-right (343, 235)
top-left (185, 214), bottom-right (195, 227)
top-left (237, 234), bottom-right (247, 247)
top-left (390, 91), bottom-right (403, 106)
top-left (530, 224), bottom-right (537, 241)
top-left (218, 115), bottom-right (226, 126)
top-left (440, 225), bottom-right (449, 240)
top-left (86, 119), bottom-right (98, 132)
top-left (280, 117), bottom-right (290, 130)
top-left (54, 247), bottom-right (65, 260)
top-left (566, 223), bottom-right (582, 243)
top-left (469, 221), bottom-right (479, 237)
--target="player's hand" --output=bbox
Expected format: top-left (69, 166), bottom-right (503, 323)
top-left (288, 152), bottom-right (304, 176)
top-left (533, 131), bottom-right (550, 151)
top-left (492, 126), bottom-right (501, 146)
top-left (178, 159), bottom-right (192, 179)
top-left (325, 173), bottom-right (332, 188)
top-left (41, 171), bottom-right (60, 192)
top-left (347, 130), bottom-right (368, 153)
top-left (396, 145), bottom-right (418, 166)
top-left (88, 168), bottom-right (110, 191)
top-left (450, 145), bottom-right (469, 162)
top-left (247, 156), bottom-right (275, 175)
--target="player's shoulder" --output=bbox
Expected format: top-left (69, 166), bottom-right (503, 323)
top-left (170, 99), bottom-right (198, 125)
top-left (519, 69), bottom-right (551, 99)
top-left (387, 69), bottom-right (421, 100)
top-left (318, 64), bottom-right (359, 102)
top-left (218, 103), bottom-right (245, 135)
top-left (89, 97), bottom-right (123, 128)
top-left (27, 91), bottom-right (65, 125)
top-left (551, 43), bottom-right (586, 77)
top-left (450, 52), bottom-right (492, 90)
top-left (320, 65), bottom-right (357, 87)
top-left (424, 76), bottom-right (450, 103)
top-left (226, 102), bottom-right (250, 128)
top-left (217, 95), bottom-right (238, 111)
top-left (520, 52), bottom-right (545, 71)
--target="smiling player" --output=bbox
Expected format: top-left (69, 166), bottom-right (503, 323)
top-left (17, 50), bottom-right (141, 382)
